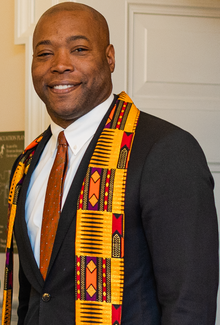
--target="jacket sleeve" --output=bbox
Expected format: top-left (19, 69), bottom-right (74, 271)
top-left (140, 128), bottom-right (219, 324)
top-left (17, 261), bottom-right (31, 325)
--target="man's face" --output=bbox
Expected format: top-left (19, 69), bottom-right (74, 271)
top-left (32, 10), bottom-right (115, 128)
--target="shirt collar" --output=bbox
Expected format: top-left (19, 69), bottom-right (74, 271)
top-left (50, 93), bottom-right (114, 157)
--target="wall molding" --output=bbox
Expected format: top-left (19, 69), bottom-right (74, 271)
top-left (15, 0), bottom-right (74, 146)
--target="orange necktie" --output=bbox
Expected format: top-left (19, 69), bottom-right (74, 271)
top-left (40, 131), bottom-right (68, 280)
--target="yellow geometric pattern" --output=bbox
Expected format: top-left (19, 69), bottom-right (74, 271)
top-left (89, 194), bottom-right (98, 207)
top-left (76, 300), bottom-right (112, 325)
top-left (87, 284), bottom-right (96, 297)
top-left (75, 210), bottom-right (112, 258)
top-left (7, 161), bottom-right (25, 249)
top-left (112, 169), bottom-right (127, 214)
top-left (111, 258), bottom-right (124, 304)
top-left (87, 260), bottom-right (97, 273)
top-left (75, 92), bottom-right (140, 325)
top-left (124, 102), bottom-right (140, 133)
top-left (89, 129), bottom-right (123, 169)
top-left (1, 289), bottom-right (12, 325)
top-left (91, 170), bottom-right (101, 183)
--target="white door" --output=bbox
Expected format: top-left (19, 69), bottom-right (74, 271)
top-left (3, 0), bottom-right (219, 324)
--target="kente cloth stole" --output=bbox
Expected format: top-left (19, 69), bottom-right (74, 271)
top-left (75, 92), bottom-right (140, 325)
top-left (1, 134), bottom-right (43, 325)
top-left (1, 92), bottom-right (140, 325)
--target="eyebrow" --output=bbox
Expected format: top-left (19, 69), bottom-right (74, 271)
top-left (66, 35), bottom-right (90, 43)
top-left (35, 40), bottom-right (52, 50)
top-left (35, 35), bottom-right (90, 50)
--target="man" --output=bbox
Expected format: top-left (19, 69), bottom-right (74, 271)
top-left (2, 2), bottom-right (218, 325)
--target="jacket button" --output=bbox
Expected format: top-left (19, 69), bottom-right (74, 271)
top-left (42, 293), bottom-right (51, 302)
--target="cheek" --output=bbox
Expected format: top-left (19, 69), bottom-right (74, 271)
top-left (80, 60), bottom-right (104, 79)
top-left (32, 70), bottom-right (47, 100)
top-left (32, 73), bottom-right (48, 98)
top-left (32, 67), bottom-right (41, 86)
top-left (32, 62), bottom-right (48, 82)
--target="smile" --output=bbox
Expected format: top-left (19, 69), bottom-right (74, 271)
top-left (53, 85), bottom-right (74, 90)
top-left (49, 83), bottom-right (81, 94)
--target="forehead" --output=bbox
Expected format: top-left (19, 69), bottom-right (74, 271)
top-left (33, 10), bottom-right (98, 48)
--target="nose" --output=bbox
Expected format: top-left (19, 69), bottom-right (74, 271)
top-left (51, 50), bottom-right (74, 73)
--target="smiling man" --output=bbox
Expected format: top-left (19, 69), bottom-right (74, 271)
top-left (2, 2), bottom-right (218, 325)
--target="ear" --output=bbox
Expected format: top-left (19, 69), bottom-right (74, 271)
top-left (106, 44), bottom-right (115, 73)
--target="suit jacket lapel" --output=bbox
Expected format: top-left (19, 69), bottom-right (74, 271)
top-left (48, 96), bottom-right (118, 276)
top-left (14, 127), bottom-right (52, 290)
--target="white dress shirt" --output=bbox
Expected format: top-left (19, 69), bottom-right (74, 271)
top-left (25, 94), bottom-right (114, 266)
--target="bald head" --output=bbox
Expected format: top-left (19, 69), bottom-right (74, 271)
top-left (34, 2), bottom-right (110, 50)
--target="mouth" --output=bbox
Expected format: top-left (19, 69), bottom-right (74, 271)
top-left (53, 84), bottom-right (74, 90)
top-left (49, 83), bottom-right (81, 94)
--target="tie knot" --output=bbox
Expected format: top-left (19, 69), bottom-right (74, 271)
top-left (58, 131), bottom-right (68, 146)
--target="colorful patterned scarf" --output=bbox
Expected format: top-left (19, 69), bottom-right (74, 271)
top-left (1, 135), bottom-right (43, 325)
top-left (1, 92), bottom-right (140, 325)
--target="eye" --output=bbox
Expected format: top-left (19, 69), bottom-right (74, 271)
top-left (38, 52), bottom-right (52, 57)
top-left (34, 49), bottom-right (53, 58)
top-left (73, 48), bottom-right (87, 53)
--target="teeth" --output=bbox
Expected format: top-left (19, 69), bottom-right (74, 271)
top-left (53, 85), bottom-right (73, 90)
